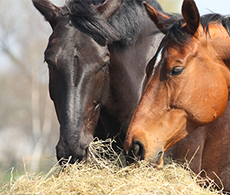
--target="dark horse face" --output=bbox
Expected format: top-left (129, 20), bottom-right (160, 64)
top-left (32, 0), bottom-right (122, 163)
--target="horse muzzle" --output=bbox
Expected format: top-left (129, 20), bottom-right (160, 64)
top-left (55, 134), bottom-right (92, 165)
top-left (125, 139), bottom-right (164, 166)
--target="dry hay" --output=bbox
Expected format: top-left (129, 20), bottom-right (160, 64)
top-left (0, 138), bottom-right (225, 195)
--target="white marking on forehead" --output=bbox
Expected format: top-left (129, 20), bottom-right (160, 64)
top-left (154, 47), bottom-right (164, 69)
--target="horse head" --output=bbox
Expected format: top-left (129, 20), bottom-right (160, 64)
top-left (32, 0), bottom-right (123, 164)
top-left (124, 0), bottom-right (230, 166)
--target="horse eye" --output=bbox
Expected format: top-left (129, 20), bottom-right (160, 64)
top-left (169, 66), bottom-right (185, 76)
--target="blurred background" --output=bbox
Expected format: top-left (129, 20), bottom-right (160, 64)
top-left (0, 0), bottom-right (229, 184)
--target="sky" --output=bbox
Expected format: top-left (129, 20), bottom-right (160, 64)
top-left (177, 0), bottom-right (230, 15)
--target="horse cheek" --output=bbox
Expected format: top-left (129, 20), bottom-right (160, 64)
top-left (212, 84), bottom-right (229, 121)
top-left (195, 80), bottom-right (228, 125)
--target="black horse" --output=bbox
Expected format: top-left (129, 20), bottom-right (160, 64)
top-left (32, 0), bottom-right (176, 164)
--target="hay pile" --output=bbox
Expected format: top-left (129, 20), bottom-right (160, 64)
top-left (0, 139), bottom-right (225, 195)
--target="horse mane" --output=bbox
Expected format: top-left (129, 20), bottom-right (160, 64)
top-left (166, 13), bottom-right (230, 47)
top-left (62, 0), bottom-right (163, 46)
top-left (107, 0), bottom-right (163, 46)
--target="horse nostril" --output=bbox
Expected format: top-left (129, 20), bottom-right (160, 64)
top-left (130, 140), bottom-right (145, 160)
top-left (155, 150), bottom-right (164, 165)
top-left (158, 151), bottom-right (163, 157)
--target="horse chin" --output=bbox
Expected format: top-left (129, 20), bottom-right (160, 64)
top-left (125, 155), bottom-right (164, 170)
top-left (71, 146), bottom-right (90, 165)
top-left (57, 146), bottom-right (89, 166)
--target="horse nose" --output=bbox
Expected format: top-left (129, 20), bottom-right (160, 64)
top-left (125, 139), bottom-right (164, 165)
top-left (126, 140), bottom-right (146, 162)
top-left (154, 150), bottom-right (164, 165)
top-left (56, 140), bottom-right (88, 165)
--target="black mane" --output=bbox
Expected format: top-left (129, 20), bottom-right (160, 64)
top-left (166, 13), bottom-right (230, 46)
top-left (63, 0), bottom-right (163, 46)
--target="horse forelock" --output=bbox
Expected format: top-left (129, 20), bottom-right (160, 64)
top-left (166, 19), bottom-right (193, 47)
top-left (60, 0), bottom-right (120, 46)
top-left (60, 0), bottom-right (163, 46)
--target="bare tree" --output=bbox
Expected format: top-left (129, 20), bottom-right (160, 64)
top-left (0, 0), bottom-right (60, 175)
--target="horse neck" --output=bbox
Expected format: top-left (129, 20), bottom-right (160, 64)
top-left (105, 11), bottom-right (164, 123)
top-left (109, 13), bottom-right (164, 94)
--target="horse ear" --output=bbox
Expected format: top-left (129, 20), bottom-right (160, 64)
top-left (95, 0), bottom-right (124, 19)
top-left (182, 0), bottom-right (200, 35)
top-left (32, 0), bottom-right (60, 29)
top-left (143, 1), bottom-right (169, 34)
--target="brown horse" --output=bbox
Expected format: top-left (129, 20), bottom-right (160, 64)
top-left (124, 0), bottom-right (230, 191)
top-left (32, 0), bottom-right (180, 164)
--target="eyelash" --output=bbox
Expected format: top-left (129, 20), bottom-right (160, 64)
top-left (169, 66), bottom-right (185, 76)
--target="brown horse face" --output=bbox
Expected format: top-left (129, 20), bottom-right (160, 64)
top-left (124, 0), bottom-right (230, 165)
top-left (33, 0), bottom-right (122, 164)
